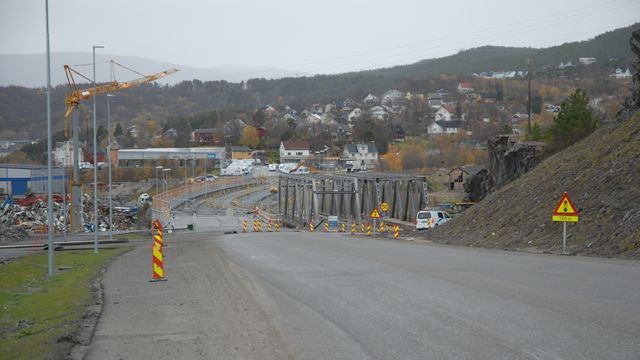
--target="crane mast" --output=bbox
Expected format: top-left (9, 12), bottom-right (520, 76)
top-left (63, 61), bottom-right (178, 232)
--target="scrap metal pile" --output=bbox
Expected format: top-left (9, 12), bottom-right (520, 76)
top-left (0, 193), bottom-right (139, 237)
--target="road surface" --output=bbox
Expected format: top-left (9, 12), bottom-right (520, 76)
top-left (88, 227), bottom-right (640, 359)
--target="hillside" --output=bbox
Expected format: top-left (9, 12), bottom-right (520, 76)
top-left (0, 23), bottom-right (638, 140)
top-left (426, 112), bottom-right (640, 259)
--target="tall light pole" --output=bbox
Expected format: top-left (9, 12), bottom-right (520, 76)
top-left (163, 168), bottom-right (171, 193)
top-left (106, 94), bottom-right (114, 240)
top-left (155, 165), bottom-right (163, 194)
top-left (92, 45), bottom-right (104, 253)
top-left (45, 0), bottom-right (54, 275)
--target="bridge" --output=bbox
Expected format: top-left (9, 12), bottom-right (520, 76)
top-left (277, 172), bottom-right (429, 226)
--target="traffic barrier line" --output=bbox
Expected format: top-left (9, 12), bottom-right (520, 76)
top-left (150, 219), bottom-right (166, 282)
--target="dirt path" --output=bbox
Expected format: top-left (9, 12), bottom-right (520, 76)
top-left (86, 233), bottom-right (291, 359)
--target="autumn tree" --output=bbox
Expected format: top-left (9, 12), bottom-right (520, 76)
top-left (240, 125), bottom-right (260, 148)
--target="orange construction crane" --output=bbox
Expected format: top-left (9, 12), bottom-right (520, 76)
top-left (63, 60), bottom-right (178, 118)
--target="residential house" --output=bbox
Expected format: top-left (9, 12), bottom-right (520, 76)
top-left (261, 105), bottom-right (278, 117)
top-left (191, 128), bottom-right (224, 145)
top-left (369, 106), bottom-right (389, 120)
top-left (341, 143), bottom-right (379, 170)
top-left (393, 124), bottom-right (405, 142)
top-left (280, 140), bottom-right (311, 162)
top-left (381, 89), bottom-right (404, 106)
top-left (348, 108), bottom-right (362, 122)
top-left (231, 146), bottom-right (253, 160)
top-left (610, 68), bottom-right (632, 79)
top-left (428, 121), bottom-right (464, 135)
top-left (558, 61), bottom-right (574, 69)
top-left (435, 106), bottom-right (455, 121)
top-left (256, 127), bottom-right (268, 139)
top-left (428, 99), bottom-right (443, 109)
top-left (579, 57), bottom-right (596, 65)
top-left (510, 113), bottom-right (529, 124)
top-left (457, 82), bottom-right (474, 94)
top-left (448, 165), bottom-right (486, 191)
top-left (363, 93), bottom-right (379, 106)
top-left (53, 141), bottom-right (82, 166)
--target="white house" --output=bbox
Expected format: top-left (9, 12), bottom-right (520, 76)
top-left (427, 122), bottom-right (444, 135)
top-left (280, 140), bottom-right (311, 162)
top-left (369, 106), bottom-right (388, 120)
top-left (579, 57), bottom-right (597, 65)
top-left (428, 121), bottom-right (464, 135)
top-left (53, 141), bottom-right (82, 166)
top-left (435, 106), bottom-right (455, 121)
top-left (363, 93), bottom-right (379, 105)
top-left (610, 68), bottom-right (632, 79)
top-left (342, 143), bottom-right (379, 170)
top-left (457, 82), bottom-right (474, 94)
top-left (381, 89), bottom-right (404, 105)
top-left (348, 108), bottom-right (362, 122)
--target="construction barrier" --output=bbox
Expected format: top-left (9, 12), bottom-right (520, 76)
top-left (324, 223), bottom-right (329, 232)
top-left (310, 222), bottom-right (315, 232)
top-left (243, 220), bottom-right (247, 233)
top-left (361, 223), bottom-right (365, 233)
top-left (367, 222), bottom-right (372, 236)
top-left (150, 219), bottom-right (166, 282)
top-left (268, 222), bottom-right (272, 232)
top-left (379, 221), bottom-right (385, 234)
top-left (258, 221), bottom-right (262, 232)
top-left (152, 219), bottom-right (163, 247)
top-left (253, 220), bottom-right (258, 232)
top-left (340, 223), bottom-right (346, 233)
top-left (394, 225), bottom-right (400, 239)
top-left (275, 223), bottom-right (280, 232)
top-left (351, 222), bottom-right (356, 235)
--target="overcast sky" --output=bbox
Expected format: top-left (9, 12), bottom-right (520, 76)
top-left (1, 0), bottom-right (639, 74)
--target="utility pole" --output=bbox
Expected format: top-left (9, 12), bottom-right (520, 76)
top-left (527, 58), bottom-right (532, 136)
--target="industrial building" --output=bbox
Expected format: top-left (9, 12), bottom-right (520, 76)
top-left (0, 164), bottom-right (66, 196)
top-left (116, 147), bottom-right (227, 168)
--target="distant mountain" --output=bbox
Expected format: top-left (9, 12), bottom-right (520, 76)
top-left (0, 52), bottom-right (306, 87)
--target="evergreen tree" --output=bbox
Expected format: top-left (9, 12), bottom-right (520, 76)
top-left (547, 89), bottom-right (599, 150)
top-left (114, 122), bottom-right (123, 137)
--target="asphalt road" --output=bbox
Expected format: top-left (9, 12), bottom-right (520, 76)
top-left (217, 232), bottom-right (640, 360)
top-left (87, 222), bottom-right (640, 360)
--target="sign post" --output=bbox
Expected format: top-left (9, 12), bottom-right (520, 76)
top-left (552, 192), bottom-right (579, 255)
top-left (370, 208), bottom-right (381, 235)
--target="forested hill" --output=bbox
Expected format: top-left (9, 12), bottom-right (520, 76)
top-left (1, 22), bottom-right (638, 140)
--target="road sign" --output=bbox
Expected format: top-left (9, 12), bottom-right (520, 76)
top-left (328, 215), bottom-right (338, 228)
top-left (380, 202), bottom-right (389, 212)
top-left (552, 192), bottom-right (579, 222)
top-left (370, 208), bottom-right (381, 219)
top-left (207, 153), bottom-right (216, 159)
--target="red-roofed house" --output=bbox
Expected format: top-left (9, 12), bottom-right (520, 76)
top-left (279, 140), bottom-right (311, 162)
top-left (457, 82), bottom-right (475, 94)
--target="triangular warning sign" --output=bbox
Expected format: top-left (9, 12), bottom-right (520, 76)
top-left (552, 192), bottom-right (578, 216)
top-left (370, 208), bottom-right (381, 219)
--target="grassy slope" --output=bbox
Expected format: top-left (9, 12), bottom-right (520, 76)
top-left (0, 248), bottom-right (129, 359)
top-left (428, 113), bottom-right (640, 258)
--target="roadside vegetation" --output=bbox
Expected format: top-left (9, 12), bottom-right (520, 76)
top-left (0, 247), bottom-right (130, 359)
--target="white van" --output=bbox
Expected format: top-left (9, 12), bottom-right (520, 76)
top-left (416, 210), bottom-right (451, 230)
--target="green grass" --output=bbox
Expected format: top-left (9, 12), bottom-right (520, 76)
top-left (0, 247), bottom-right (130, 359)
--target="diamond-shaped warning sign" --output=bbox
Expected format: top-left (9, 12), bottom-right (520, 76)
top-left (370, 208), bottom-right (381, 219)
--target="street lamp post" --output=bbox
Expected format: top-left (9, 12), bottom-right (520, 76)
top-left (155, 165), bottom-right (163, 194)
top-left (92, 45), bottom-right (104, 253)
top-left (106, 94), bottom-right (114, 240)
top-left (162, 168), bottom-right (171, 193)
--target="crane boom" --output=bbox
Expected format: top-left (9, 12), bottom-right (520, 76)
top-left (63, 64), bottom-right (178, 118)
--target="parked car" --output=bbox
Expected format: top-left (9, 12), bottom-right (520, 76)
top-left (204, 175), bottom-right (218, 181)
top-left (415, 210), bottom-right (451, 230)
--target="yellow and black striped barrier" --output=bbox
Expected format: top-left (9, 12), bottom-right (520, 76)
top-left (351, 222), bottom-right (356, 235)
top-left (243, 220), bottom-right (247, 233)
top-left (367, 222), bottom-right (372, 236)
top-left (275, 223), bottom-right (280, 232)
top-left (340, 223), bottom-right (346, 233)
top-left (324, 223), bottom-right (329, 232)
top-left (253, 220), bottom-right (258, 232)
top-left (268, 222), bottom-right (272, 232)
top-left (394, 225), bottom-right (400, 239)
top-left (310, 222), bottom-right (315, 232)
top-left (379, 221), bottom-right (385, 233)
top-left (258, 221), bottom-right (262, 232)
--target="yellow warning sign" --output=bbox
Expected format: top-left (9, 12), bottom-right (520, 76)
top-left (370, 208), bottom-right (381, 219)
top-left (380, 202), bottom-right (389, 212)
top-left (552, 192), bottom-right (579, 222)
